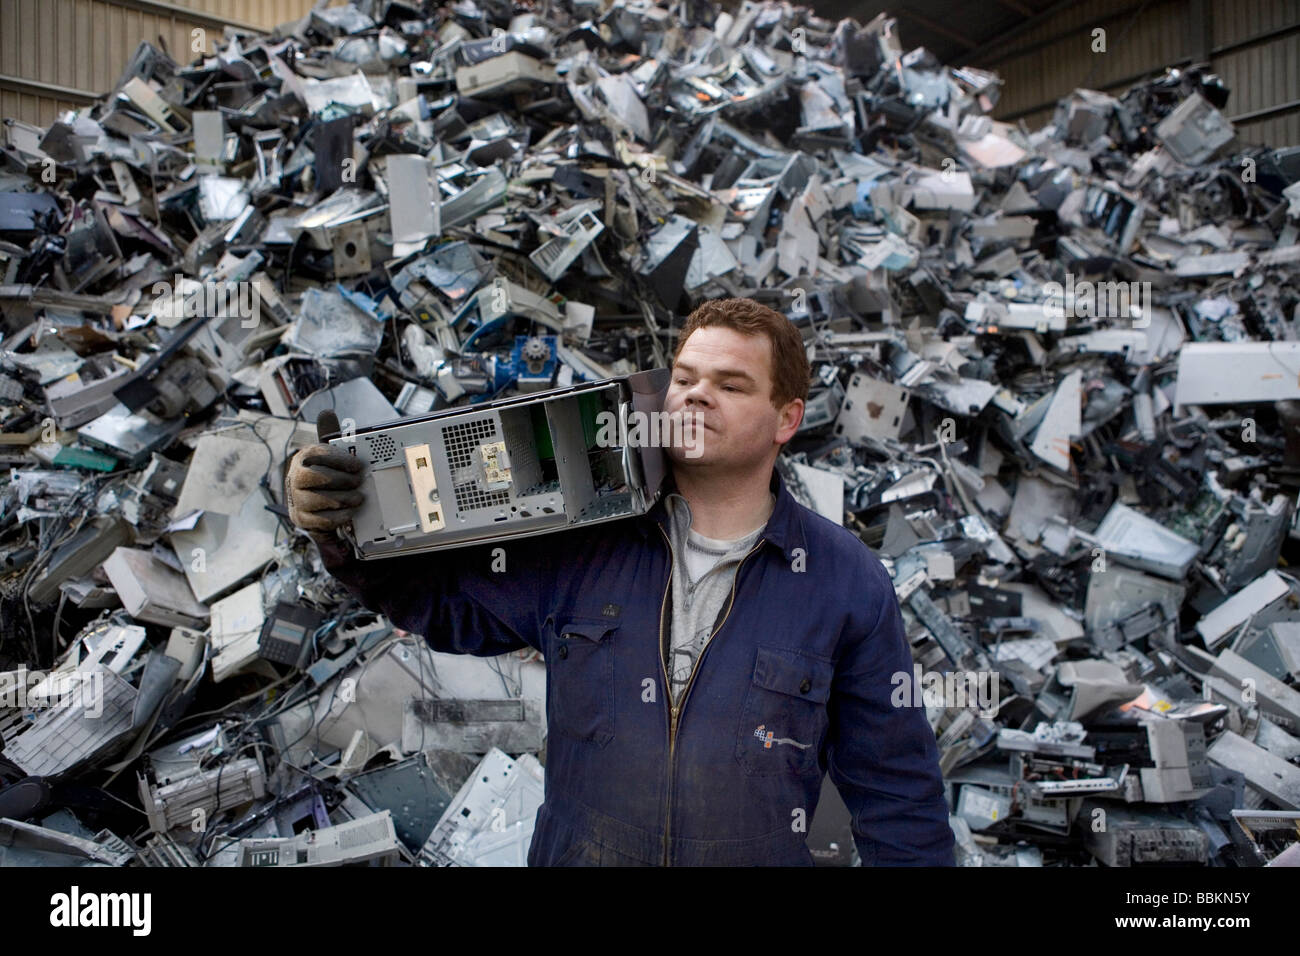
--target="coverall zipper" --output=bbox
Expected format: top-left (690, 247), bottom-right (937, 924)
top-left (657, 523), bottom-right (765, 866)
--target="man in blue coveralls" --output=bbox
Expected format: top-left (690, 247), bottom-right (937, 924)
top-left (286, 296), bottom-right (955, 866)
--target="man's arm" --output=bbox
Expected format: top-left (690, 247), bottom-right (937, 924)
top-left (826, 556), bottom-right (956, 866)
top-left (313, 532), bottom-right (550, 656)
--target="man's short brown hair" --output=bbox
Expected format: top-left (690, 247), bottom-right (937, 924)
top-left (672, 297), bottom-right (810, 410)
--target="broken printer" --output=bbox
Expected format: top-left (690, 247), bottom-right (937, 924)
top-left (330, 368), bottom-right (670, 559)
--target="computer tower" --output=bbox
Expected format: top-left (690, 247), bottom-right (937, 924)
top-left (331, 368), bottom-right (670, 559)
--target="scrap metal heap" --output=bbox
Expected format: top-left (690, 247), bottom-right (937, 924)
top-left (2, 0), bottom-right (1300, 866)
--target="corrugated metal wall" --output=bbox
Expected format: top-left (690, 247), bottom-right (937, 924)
top-left (2, 1), bottom-right (1295, 145)
top-left (984, 0), bottom-right (1300, 148)
top-left (1212, 0), bottom-right (1300, 148)
top-left (0, 0), bottom-right (315, 127)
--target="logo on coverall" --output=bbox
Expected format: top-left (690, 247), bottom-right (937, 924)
top-left (753, 724), bottom-right (811, 751)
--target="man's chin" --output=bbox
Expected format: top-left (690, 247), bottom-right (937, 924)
top-left (667, 443), bottom-right (713, 466)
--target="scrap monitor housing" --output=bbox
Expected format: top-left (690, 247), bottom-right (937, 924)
top-left (332, 368), bottom-right (670, 559)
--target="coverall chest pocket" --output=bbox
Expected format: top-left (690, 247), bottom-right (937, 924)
top-left (736, 645), bottom-right (833, 777)
top-left (547, 617), bottom-right (617, 746)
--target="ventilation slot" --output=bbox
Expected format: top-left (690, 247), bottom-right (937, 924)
top-left (363, 433), bottom-right (397, 465)
top-left (454, 482), bottom-right (510, 513)
top-left (338, 816), bottom-right (392, 849)
top-left (442, 418), bottom-right (498, 469)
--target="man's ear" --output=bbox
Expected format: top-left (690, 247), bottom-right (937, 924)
top-left (775, 398), bottom-right (804, 445)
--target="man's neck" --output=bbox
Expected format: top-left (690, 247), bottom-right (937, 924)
top-left (669, 463), bottom-right (776, 539)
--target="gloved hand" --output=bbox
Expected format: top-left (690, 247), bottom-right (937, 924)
top-left (286, 410), bottom-right (365, 537)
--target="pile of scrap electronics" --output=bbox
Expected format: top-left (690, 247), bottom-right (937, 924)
top-left (1, 0), bottom-right (1299, 867)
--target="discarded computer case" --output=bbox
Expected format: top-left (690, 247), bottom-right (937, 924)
top-left (330, 368), bottom-right (670, 558)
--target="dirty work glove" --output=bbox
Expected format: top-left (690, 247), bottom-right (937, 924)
top-left (286, 410), bottom-right (365, 537)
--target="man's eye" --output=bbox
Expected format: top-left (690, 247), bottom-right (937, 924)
top-left (723, 385), bottom-right (739, 392)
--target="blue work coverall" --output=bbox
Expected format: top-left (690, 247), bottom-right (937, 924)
top-left (316, 467), bottom-right (956, 866)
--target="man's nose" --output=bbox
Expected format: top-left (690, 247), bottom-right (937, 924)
top-left (683, 383), bottom-right (713, 408)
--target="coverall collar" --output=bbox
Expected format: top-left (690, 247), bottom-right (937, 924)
top-left (639, 464), bottom-right (807, 562)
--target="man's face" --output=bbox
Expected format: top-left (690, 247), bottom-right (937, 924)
top-left (663, 325), bottom-right (803, 473)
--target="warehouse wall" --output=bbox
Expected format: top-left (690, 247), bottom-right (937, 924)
top-left (980, 0), bottom-right (1300, 148)
top-left (0, 0), bottom-right (316, 127)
